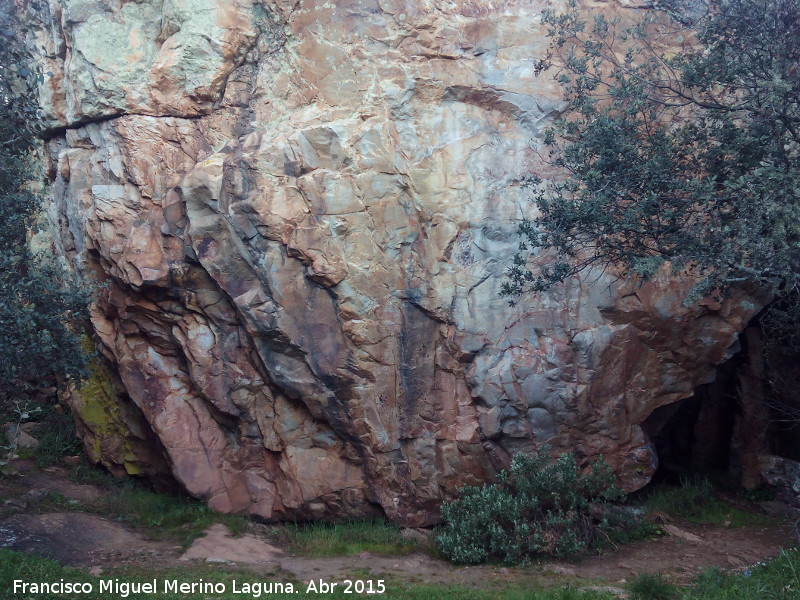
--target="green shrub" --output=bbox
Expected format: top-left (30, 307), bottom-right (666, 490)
top-left (0, 0), bottom-right (89, 411)
top-left (435, 448), bottom-right (629, 564)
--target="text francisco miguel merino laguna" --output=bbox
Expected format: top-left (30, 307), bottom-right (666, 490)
top-left (13, 578), bottom-right (387, 596)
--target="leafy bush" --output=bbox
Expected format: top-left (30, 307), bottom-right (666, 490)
top-left (435, 448), bottom-right (629, 564)
top-left (503, 0), bottom-right (800, 335)
top-left (0, 0), bottom-right (89, 408)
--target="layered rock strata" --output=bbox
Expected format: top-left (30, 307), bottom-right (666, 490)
top-left (35, 0), bottom-right (763, 525)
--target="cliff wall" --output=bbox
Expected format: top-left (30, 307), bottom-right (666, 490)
top-left (36, 0), bottom-right (762, 525)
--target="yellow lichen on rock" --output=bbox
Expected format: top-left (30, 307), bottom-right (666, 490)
top-left (67, 337), bottom-right (169, 481)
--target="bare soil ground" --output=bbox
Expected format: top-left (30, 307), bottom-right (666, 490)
top-left (0, 461), bottom-right (795, 590)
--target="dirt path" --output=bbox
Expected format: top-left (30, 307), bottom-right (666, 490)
top-left (272, 522), bottom-right (792, 587)
top-left (0, 462), bottom-right (795, 589)
top-left (569, 522), bottom-right (789, 583)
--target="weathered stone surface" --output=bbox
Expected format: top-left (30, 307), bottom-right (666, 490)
top-left (0, 512), bottom-right (147, 566)
top-left (180, 523), bottom-right (283, 564)
top-left (65, 350), bottom-right (174, 486)
top-left (36, 0), bottom-right (764, 525)
top-left (3, 424), bottom-right (40, 451)
top-left (759, 455), bottom-right (800, 506)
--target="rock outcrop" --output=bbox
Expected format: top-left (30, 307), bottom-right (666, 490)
top-left (34, 0), bottom-right (764, 525)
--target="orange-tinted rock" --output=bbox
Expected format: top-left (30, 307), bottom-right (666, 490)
top-left (37, 0), bottom-right (764, 524)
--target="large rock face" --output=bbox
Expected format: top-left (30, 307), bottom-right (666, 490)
top-left (35, 0), bottom-right (763, 525)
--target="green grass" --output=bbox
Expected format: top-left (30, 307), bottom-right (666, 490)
top-left (8, 447), bottom-right (248, 547)
top-left (687, 548), bottom-right (800, 599)
top-left (38, 490), bottom-right (79, 510)
top-left (0, 411), bottom-right (81, 469)
top-left (29, 411), bottom-right (84, 468)
top-left (31, 427), bottom-right (82, 468)
top-left (68, 457), bottom-right (123, 486)
top-left (17, 458), bottom-right (251, 546)
top-left (604, 515), bottom-right (664, 548)
top-left (277, 519), bottom-right (420, 557)
top-left (92, 482), bottom-right (248, 545)
top-left (3, 547), bottom-right (800, 599)
top-left (641, 477), bottom-right (774, 527)
top-left (0, 548), bottom-right (619, 600)
top-left (627, 572), bottom-right (680, 600)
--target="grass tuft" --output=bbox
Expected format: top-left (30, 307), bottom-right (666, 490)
top-left (642, 477), bottom-right (773, 527)
top-left (281, 519), bottom-right (419, 557)
top-left (30, 411), bottom-right (83, 468)
top-left (643, 477), bottom-right (714, 518)
top-left (627, 572), bottom-right (679, 600)
top-left (89, 482), bottom-right (250, 546)
top-left (690, 548), bottom-right (800, 599)
top-left (21, 460), bottom-right (253, 547)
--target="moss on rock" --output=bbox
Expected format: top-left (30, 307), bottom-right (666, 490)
top-left (67, 338), bottom-right (172, 485)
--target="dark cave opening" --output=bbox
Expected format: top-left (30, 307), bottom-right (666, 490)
top-left (644, 360), bottom-right (740, 484)
top-left (642, 321), bottom-right (800, 488)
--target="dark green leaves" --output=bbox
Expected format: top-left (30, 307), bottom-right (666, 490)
top-left (0, 0), bottom-right (89, 404)
top-left (505, 1), bottom-right (800, 309)
top-left (435, 448), bottom-right (628, 564)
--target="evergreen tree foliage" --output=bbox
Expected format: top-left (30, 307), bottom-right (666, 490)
top-left (0, 0), bottom-right (88, 405)
top-left (504, 0), bottom-right (800, 323)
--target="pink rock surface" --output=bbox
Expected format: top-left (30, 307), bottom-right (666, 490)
top-left (36, 0), bottom-right (763, 524)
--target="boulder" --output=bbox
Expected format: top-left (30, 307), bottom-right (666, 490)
top-left (34, 0), bottom-right (764, 524)
top-left (3, 424), bottom-right (40, 451)
top-left (759, 455), bottom-right (800, 506)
